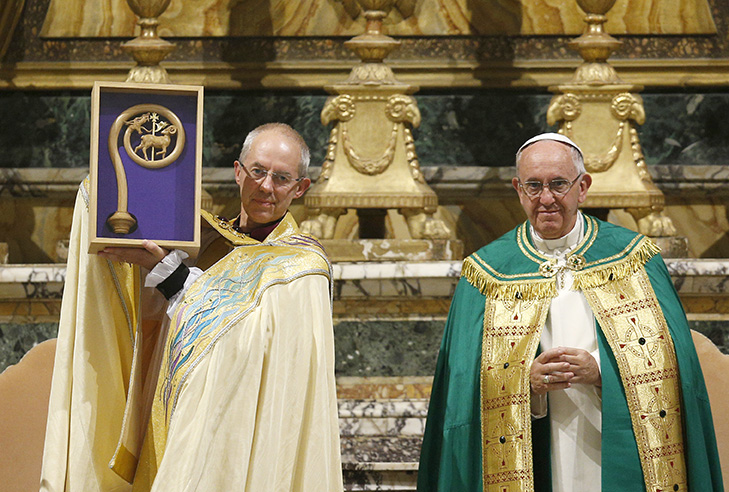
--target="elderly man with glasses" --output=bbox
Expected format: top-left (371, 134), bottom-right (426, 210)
top-left (418, 133), bottom-right (723, 492)
top-left (41, 123), bottom-right (343, 492)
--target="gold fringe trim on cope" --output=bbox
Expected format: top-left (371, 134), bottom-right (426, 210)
top-left (462, 257), bottom-right (556, 300)
top-left (572, 237), bottom-right (660, 291)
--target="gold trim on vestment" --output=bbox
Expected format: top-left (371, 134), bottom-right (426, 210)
top-left (582, 268), bottom-right (687, 492)
top-left (201, 209), bottom-right (258, 245)
top-left (106, 256), bottom-right (143, 482)
top-left (480, 294), bottom-right (551, 491)
top-left (573, 237), bottom-right (661, 290)
top-left (462, 258), bottom-right (556, 301)
top-left (517, 214), bottom-right (597, 264)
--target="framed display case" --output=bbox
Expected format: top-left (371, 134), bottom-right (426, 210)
top-left (88, 81), bottom-right (203, 256)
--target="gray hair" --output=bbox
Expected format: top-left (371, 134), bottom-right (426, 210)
top-left (238, 123), bottom-right (310, 177)
top-left (515, 133), bottom-right (586, 175)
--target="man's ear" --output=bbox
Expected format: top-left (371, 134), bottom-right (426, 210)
top-left (234, 160), bottom-right (242, 185)
top-left (512, 177), bottom-right (521, 194)
top-left (293, 178), bottom-right (311, 199)
top-left (577, 173), bottom-right (592, 203)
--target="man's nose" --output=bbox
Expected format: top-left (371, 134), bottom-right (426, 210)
top-left (538, 186), bottom-right (556, 204)
top-left (258, 173), bottom-right (275, 191)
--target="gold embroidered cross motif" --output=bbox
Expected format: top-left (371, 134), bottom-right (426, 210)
top-left (655, 456), bottom-right (687, 492)
top-left (485, 337), bottom-right (527, 394)
top-left (641, 384), bottom-right (682, 441)
top-left (502, 299), bottom-right (535, 323)
top-left (620, 315), bottom-right (663, 370)
top-left (483, 410), bottom-right (524, 469)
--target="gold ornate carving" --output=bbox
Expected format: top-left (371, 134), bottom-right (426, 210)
top-left (321, 94), bottom-right (356, 124)
top-left (106, 104), bottom-right (186, 234)
top-left (547, 93), bottom-right (582, 123)
top-left (612, 92), bottom-right (645, 123)
top-left (553, 93), bottom-right (644, 174)
top-left (627, 207), bottom-right (678, 238)
top-left (385, 94), bottom-right (421, 126)
top-left (572, 62), bottom-right (622, 85)
top-left (122, 0), bottom-right (175, 84)
top-left (320, 127), bottom-right (338, 181)
top-left (403, 127), bottom-right (425, 183)
top-left (304, 193), bottom-right (437, 209)
top-left (548, 0), bottom-right (677, 238)
top-left (302, 0), bottom-right (453, 245)
top-left (341, 122), bottom-right (398, 175)
top-left (400, 209), bottom-right (451, 239)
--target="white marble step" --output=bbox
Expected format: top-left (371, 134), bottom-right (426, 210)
top-left (339, 399), bottom-right (425, 491)
top-left (339, 399), bottom-right (428, 439)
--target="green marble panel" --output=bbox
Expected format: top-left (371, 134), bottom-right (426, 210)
top-left (0, 322), bottom-right (57, 372)
top-left (0, 92), bottom-right (90, 169)
top-left (2, 90), bottom-right (729, 168)
top-left (334, 319), bottom-right (445, 377)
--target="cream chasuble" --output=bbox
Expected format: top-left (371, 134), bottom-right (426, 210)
top-left (41, 187), bottom-right (343, 492)
top-left (531, 213), bottom-right (602, 492)
top-left (40, 182), bottom-right (137, 492)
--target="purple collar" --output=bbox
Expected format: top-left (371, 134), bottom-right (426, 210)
top-left (235, 216), bottom-right (282, 242)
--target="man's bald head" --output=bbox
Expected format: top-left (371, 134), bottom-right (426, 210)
top-left (239, 123), bottom-right (310, 177)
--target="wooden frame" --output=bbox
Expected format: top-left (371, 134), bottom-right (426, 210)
top-left (88, 81), bottom-right (203, 256)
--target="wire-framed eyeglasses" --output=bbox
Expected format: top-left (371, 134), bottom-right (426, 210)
top-left (518, 174), bottom-right (582, 198)
top-left (243, 163), bottom-right (304, 189)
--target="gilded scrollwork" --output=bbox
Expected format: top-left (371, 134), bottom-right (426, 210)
top-left (572, 63), bottom-right (622, 85)
top-left (580, 122), bottom-right (624, 173)
top-left (611, 93), bottom-right (645, 124)
top-left (547, 93), bottom-right (581, 125)
top-left (345, 64), bottom-right (399, 85)
top-left (550, 92), bottom-right (650, 174)
top-left (627, 207), bottom-right (677, 237)
top-left (300, 207), bottom-right (346, 239)
top-left (629, 126), bottom-right (653, 183)
top-left (385, 94), bottom-right (421, 126)
top-left (321, 94), bottom-right (356, 125)
top-left (400, 208), bottom-right (451, 239)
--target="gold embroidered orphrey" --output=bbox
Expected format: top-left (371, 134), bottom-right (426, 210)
top-left (464, 231), bottom-right (686, 492)
top-left (106, 104), bottom-right (186, 235)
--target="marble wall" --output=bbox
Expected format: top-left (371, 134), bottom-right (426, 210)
top-left (37, 0), bottom-right (717, 37)
top-left (6, 0), bottom-right (729, 66)
top-left (2, 90), bottom-right (729, 170)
